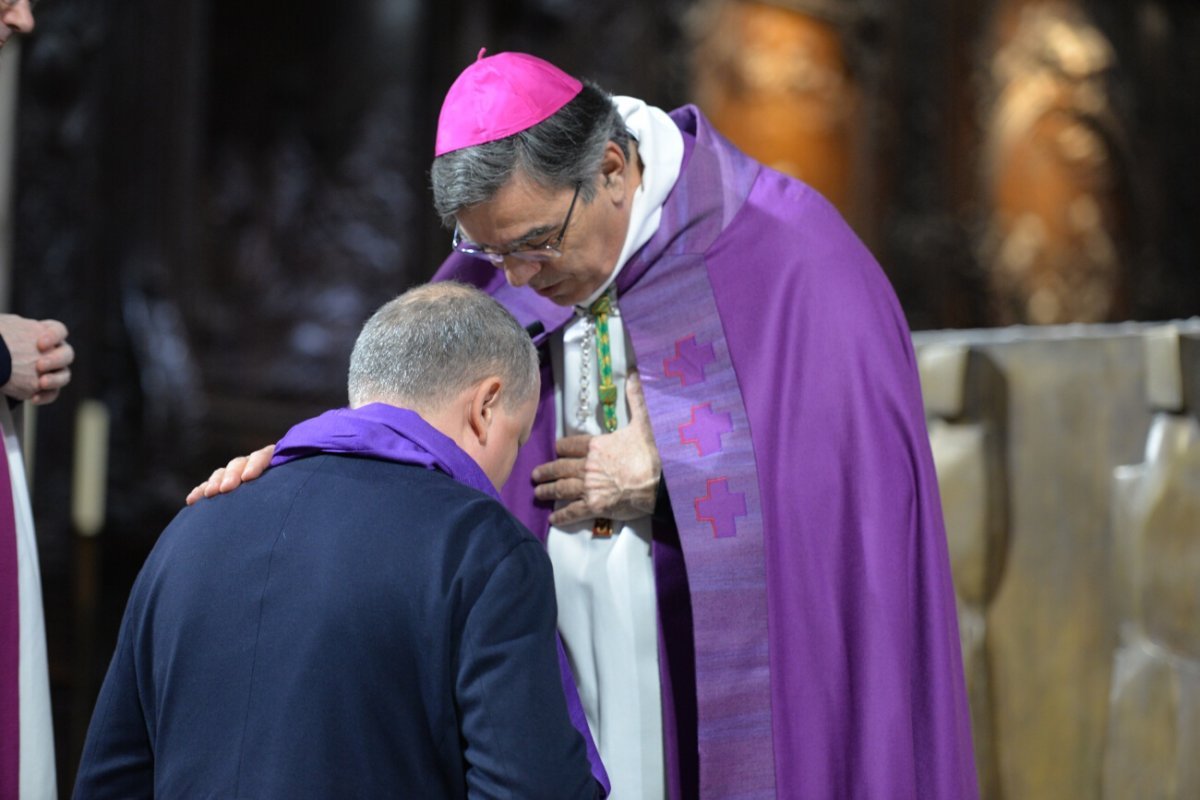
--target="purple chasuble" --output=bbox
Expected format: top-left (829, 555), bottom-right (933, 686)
top-left (0, 429), bottom-right (17, 797)
top-left (434, 106), bottom-right (978, 798)
top-left (271, 403), bottom-right (610, 795)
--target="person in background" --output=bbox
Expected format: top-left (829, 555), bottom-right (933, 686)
top-left (75, 284), bottom-right (603, 800)
top-left (2, 2), bottom-right (76, 796)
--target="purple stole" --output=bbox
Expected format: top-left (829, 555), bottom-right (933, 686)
top-left (618, 214), bottom-right (777, 794)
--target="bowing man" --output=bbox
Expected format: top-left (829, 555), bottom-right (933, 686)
top-left (74, 283), bottom-right (604, 799)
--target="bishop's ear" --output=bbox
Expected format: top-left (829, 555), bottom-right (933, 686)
top-left (600, 141), bottom-right (628, 198)
top-left (467, 377), bottom-right (504, 446)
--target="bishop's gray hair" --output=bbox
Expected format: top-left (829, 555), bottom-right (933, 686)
top-left (347, 282), bottom-right (539, 412)
top-left (430, 81), bottom-right (630, 227)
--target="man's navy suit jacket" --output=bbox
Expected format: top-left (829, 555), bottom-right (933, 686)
top-left (73, 454), bottom-right (597, 799)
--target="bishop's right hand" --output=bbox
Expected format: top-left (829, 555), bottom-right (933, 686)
top-left (186, 444), bottom-right (276, 505)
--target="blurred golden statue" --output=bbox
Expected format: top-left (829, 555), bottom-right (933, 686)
top-left (981, 1), bottom-right (1129, 325)
top-left (688, 0), bottom-right (859, 217)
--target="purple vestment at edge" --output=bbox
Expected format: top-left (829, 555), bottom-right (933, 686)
top-left (270, 403), bottom-right (610, 796)
top-left (433, 106), bottom-right (979, 799)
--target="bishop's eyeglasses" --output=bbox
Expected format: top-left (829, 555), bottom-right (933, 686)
top-left (451, 181), bottom-right (582, 266)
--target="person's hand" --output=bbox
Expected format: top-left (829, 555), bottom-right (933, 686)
top-left (532, 371), bottom-right (661, 526)
top-left (185, 444), bottom-right (276, 505)
top-left (0, 315), bottom-right (74, 405)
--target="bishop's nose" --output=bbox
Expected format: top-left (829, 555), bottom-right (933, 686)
top-left (502, 259), bottom-right (541, 288)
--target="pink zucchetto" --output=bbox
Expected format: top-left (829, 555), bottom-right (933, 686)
top-left (434, 49), bottom-right (584, 157)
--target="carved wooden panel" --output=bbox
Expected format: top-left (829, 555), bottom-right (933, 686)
top-left (913, 322), bottom-right (1192, 799)
top-left (919, 344), bottom-right (1008, 799)
top-left (1105, 329), bottom-right (1200, 799)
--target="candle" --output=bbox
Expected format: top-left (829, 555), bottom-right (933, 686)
top-left (72, 399), bottom-right (110, 537)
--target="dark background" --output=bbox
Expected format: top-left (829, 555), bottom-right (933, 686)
top-left (5, 0), bottom-right (1198, 791)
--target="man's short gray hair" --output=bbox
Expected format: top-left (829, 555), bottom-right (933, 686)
top-left (430, 81), bottom-right (630, 226)
top-left (347, 282), bottom-right (539, 412)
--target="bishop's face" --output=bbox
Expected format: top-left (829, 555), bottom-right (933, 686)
top-left (453, 142), bottom-right (636, 307)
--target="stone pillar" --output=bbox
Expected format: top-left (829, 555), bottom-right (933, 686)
top-left (918, 343), bottom-right (1008, 799)
top-left (1105, 328), bottom-right (1200, 798)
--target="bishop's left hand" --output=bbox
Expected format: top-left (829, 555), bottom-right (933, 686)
top-left (532, 370), bottom-right (662, 527)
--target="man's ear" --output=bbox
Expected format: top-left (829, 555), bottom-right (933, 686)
top-left (467, 377), bottom-right (504, 446)
top-left (599, 140), bottom-right (628, 199)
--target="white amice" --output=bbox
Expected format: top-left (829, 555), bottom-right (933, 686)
top-left (3, 406), bottom-right (56, 800)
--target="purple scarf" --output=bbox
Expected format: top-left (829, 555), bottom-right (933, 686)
top-left (270, 403), bottom-right (610, 796)
top-left (271, 403), bottom-right (497, 498)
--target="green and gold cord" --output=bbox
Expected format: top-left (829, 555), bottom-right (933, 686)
top-left (589, 291), bottom-right (617, 537)
top-left (590, 292), bottom-right (618, 435)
